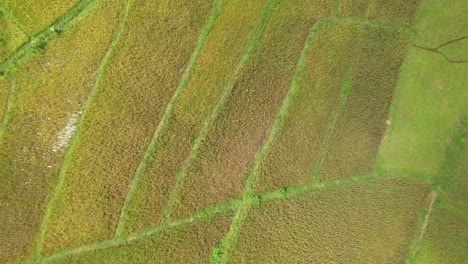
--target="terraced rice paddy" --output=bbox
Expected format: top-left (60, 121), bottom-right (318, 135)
top-left (0, 0), bottom-right (466, 263)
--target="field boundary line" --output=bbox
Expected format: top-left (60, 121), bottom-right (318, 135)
top-left (161, 0), bottom-right (279, 225)
top-left (31, 0), bottom-right (133, 259)
top-left (39, 200), bottom-right (240, 263)
top-left (36, 170), bottom-right (433, 262)
top-left (0, 6), bottom-right (30, 37)
top-left (114, 0), bottom-right (226, 236)
top-left (212, 17), bottom-right (334, 264)
top-left (0, 0), bottom-right (97, 75)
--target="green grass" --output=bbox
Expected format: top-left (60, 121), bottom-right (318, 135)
top-left (0, 0), bottom-right (124, 261)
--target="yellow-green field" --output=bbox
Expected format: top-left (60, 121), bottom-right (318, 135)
top-left (0, 0), bottom-right (466, 263)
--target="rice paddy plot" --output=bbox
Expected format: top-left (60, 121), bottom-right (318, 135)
top-left (39, 0), bottom-right (215, 256)
top-left (47, 213), bottom-right (234, 264)
top-left (253, 20), bottom-right (362, 194)
top-left (0, 76), bottom-right (8, 121)
top-left (318, 26), bottom-right (407, 181)
top-left (170, 0), bottom-right (333, 220)
top-left (0, 0), bottom-right (123, 261)
top-left (0, 10), bottom-right (28, 62)
top-left (338, 0), bottom-right (419, 27)
top-left (0, 0), bottom-right (79, 36)
top-left (230, 178), bottom-right (428, 263)
top-left (119, 0), bottom-right (269, 235)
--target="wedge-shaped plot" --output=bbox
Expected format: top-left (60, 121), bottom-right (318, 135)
top-left (171, 0), bottom-right (333, 220)
top-left (48, 213), bottom-right (233, 264)
top-left (0, 0), bottom-right (124, 261)
top-left (253, 21), bottom-right (363, 194)
top-left (0, 10), bottom-right (28, 62)
top-left (0, 0), bottom-right (78, 35)
top-left (230, 179), bottom-right (428, 263)
top-left (318, 26), bottom-right (407, 181)
top-left (338, 0), bottom-right (419, 27)
top-left (119, 0), bottom-right (269, 235)
top-left (41, 0), bottom-right (214, 255)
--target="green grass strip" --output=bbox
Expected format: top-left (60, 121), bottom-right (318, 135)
top-left (161, 0), bottom-right (280, 225)
top-left (211, 17), bottom-right (334, 264)
top-left (114, 0), bottom-right (226, 237)
top-left (0, 0), bottom-right (97, 75)
top-left (31, 0), bottom-right (133, 259)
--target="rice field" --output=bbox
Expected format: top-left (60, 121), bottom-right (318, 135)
top-left (0, 0), bottom-right (466, 263)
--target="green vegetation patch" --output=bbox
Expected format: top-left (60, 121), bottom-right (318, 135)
top-left (48, 213), bottom-right (233, 264)
top-left (41, 0), bottom-right (214, 256)
top-left (376, 0), bottom-right (468, 178)
top-left (0, 10), bottom-right (28, 62)
top-left (120, 0), bottom-right (268, 235)
top-left (253, 20), bottom-right (362, 194)
top-left (338, 0), bottom-right (419, 27)
top-left (0, 0), bottom-right (78, 36)
top-left (0, 0), bottom-right (123, 261)
top-left (229, 178), bottom-right (428, 263)
top-left (171, 0), bottom-right (333, 220)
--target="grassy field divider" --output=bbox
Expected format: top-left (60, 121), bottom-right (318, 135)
top-left (160, 0), bottom-right (279, 225)
top-left (210, 17), bottom-right (334, 264)
top-left (0, 0), bottom-right (97, 75)
top-left (0, 6), bottom-right (30, 37)
top-left (114, 0), bottom-right (226, 237)
top-left (31, 0), bottom-right (133, 259)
